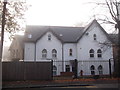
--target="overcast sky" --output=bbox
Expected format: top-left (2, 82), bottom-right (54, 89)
top-left (25, 0), bottom-right (108, 26)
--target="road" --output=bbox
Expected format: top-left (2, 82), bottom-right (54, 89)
top-left (2, 84), bottom-right (120, 90)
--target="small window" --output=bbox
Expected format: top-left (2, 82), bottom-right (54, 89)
top-left (69, 49), bottom-right (72, 56)
top-left (97, 49), bottom-right (102, 58)
top-left (66, 65), bottom-right (70, 72)
top-left (42, 49), bottom-right (47, 58)
top-left (90, 65), bottom-right (95, 75)
top-left (93, 34), bottom-right (97, 40)
top-left (48, 34), bottom-right (51, 40)
top-left (52, 49), bottom-right (57, 58)
top-left (89, 49), bottom-right (94, 58)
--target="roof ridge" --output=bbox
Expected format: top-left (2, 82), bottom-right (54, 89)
top-left (26, 25), bottom-right (84, 28)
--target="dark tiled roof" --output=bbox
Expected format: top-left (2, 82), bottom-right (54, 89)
top-left (24, 26), bottom-right (84, 43)
top-left (24, 19), bottom-right (115, 43)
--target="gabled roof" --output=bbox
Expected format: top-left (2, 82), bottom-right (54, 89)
top-left (24, 19), bottom-right (113, 43)
top-left (24, 26), bottom-right (84, 43)
top-left (78, 19), bottom-right (114, 42)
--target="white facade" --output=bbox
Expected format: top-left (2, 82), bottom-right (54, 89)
top-left (24, 20), bottom-right (114, 76)
top-left (36, 32), bottom-right (62, 61)
top-left (24, 42), bottom-right (35, 61)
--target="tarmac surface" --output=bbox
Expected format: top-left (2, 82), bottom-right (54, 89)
top-left (2, 78), bottom-right (120, 90)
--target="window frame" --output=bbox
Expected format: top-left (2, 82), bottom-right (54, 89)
top-left (97, 49), bottom-right (102, 58)
top-left (52, 49), bottom-right (57, 58)
top-left (89, 49), bottom-right (94, 58)
top-left (53, 65), bottom-right (57, 76)
top-left (42, 49), bottom-right (47, 58)
top-left (90, 65), bottom-right (95, 75)
top-left (69, 49), bottom-right (73, 56)
top-left (48, 34), bottom-right (51, 41)
top-left (93, 34), bottom-right (97, 40)
top-left (98, 65), bottom-right (103, 75)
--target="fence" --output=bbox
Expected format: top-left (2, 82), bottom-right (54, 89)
top-left (2, 61), bottom-right (53, 81)
top-left (52, 59), bottom-right (114, 77)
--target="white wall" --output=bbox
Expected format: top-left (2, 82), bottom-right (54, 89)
top-left (36, 32), bottom-right (62, 61)
top-left (63, 43), bottom-right (77, 61)
top-left (77, 22), bottom-right (113, 61)
top-left (24, 42), bottom-right (35, 61)
top-left (24, 23), bottom-right (114, 76)
top-left (36, 32), bottom-right (63, 75)
top-left (77, 22), bottom-right (114, 75)
top-left (77, 60), bottom-right (114, 76)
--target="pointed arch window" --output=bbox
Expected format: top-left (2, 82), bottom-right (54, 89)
top-left (98, 65), bottom-right (103, 75)
top-left (93, 34), bottom-right (97, 40)
top-left (90, 65), bottom-right (95, 75)
top-left (89, 49), bottom-right (94, 58)
top-left (97, 49), bottom-right (102, 58)
top-left (52, 49), bottom-right (57, 58)
top-left (42, 49), bottom-right (47, 58)
top-left (53, 65), bottom-right (57, 76)
top-left (69, 49), bottom-right (73, 56)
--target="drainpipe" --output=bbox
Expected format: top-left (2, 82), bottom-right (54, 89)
top-left (62, 43), bottom-right (64, 72)
top-left (34, 42), bottom-right (36, 62)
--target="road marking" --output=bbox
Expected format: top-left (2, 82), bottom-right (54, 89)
top-left (85, 86), bottom-right (97, 88)
top-left (58, 85), bottom-right (97, 88)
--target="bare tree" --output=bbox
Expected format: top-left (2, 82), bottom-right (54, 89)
top-left (95, 0), bottom-right (120, 77)
top-left (105, 0), bottom-right (120, 78)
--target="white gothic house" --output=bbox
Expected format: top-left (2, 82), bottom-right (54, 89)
top-left (24, 20), bottom-right (114, 76)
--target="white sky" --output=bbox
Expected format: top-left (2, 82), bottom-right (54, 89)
top-left (25, 0), bottom-right (106, 26)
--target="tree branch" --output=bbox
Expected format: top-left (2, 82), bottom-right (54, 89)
top-left (105, 0), bottom-right (117, 22)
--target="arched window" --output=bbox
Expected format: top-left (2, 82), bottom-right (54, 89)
top-left (93, 34), bottom-right (97, 40)
top-left (97, 49), bottom-right (102, 58)
top-left (42, 49), bottom-right (47, 58)
top-left (69, 49), bottom-right (72, 56)
top-left (89, 49), bottom-right (94, 58)
top-left (98, 65), bottom-right (103, 75)
top-left (48, 34), bottom-right (51, 40)
top-left (53, 65), bottom-right (57, 76)
top-left (52, 49), bottom-right (57, 58)
top-left (90, 65), bottom-right (95, 75)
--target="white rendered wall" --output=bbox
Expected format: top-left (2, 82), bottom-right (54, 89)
top-left (77, 22), bottom-right (113, 61)
top-left (36, 32), bottom-right (62, 60)
top-left (24, 42), bottom-right (35, 61)
top-left (77, 22), bottom-right (114, 75)
top-left (63, 43), bottom-right (77, 61)
top-left (63, 43), bottom-right (77, 72)
top-left (36, 31), bottom-right (63, 75)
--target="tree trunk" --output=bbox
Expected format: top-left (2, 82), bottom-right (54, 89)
top-left (117, 21), bottom-right (120, 77)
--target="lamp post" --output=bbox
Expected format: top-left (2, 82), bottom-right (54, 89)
top-left (109, 58), bottom-right (113, 78)
top-left (0, 0), bottom-right (7, 89)
top-left (0, 0), bottom-right (7, 61)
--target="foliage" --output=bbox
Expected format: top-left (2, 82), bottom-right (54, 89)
top-left (0, 0), bottom-right (28, 40)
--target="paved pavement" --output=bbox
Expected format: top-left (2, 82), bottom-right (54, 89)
top-left (2, 78), bottom-right (120, 89)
